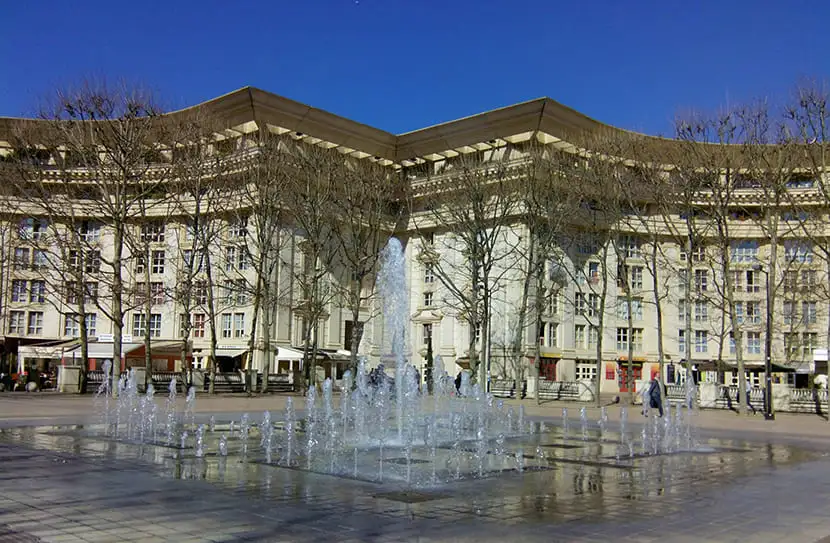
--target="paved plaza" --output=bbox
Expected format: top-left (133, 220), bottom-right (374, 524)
top-left (0, 393), bottom-right (828, 542)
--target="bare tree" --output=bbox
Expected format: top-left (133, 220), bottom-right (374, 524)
top-left (411, 149), bottom-right (520, 387)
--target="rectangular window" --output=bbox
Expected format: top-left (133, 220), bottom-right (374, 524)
top-left (192, 313), bottom-right (206, 338)
top-left (11, 280), bottom-right (27, 303)
top-left (18, 218), bottom-right (48, 241)
top-left (64, 314), bottom-right (79, 337)
top-left (235, 279), bottom-right (248, 305)
top-left (575, 293), bottom-right (586, 316)
top-left (745, 270), bottom-right (760, 293)
top-left (694, 330), bottom-right (708, 353)
top-left (785, 241), bottom-right (813, 263)
top-left (678, 299), bottom-right (689, 323)
top-left (140, 222), bottom-right (165, 243)
top-left (619, 235), bottom-right (640, 259)
top-left (221, 314), bottom-right (232, 339)
top-left (730, 240), bottom-right (759, 263)
top-left (803, 301), bottom-right (817, 324)
top-left (576, 362), bottom-right (597, 382)
top-left (729, 332), bottom-right (737, 355)
top-left (151, 251), bottom-right (165, 274)
top-left (588, 261), bottom-right (600, 282)
top-left (632, 328), bottom-right (643, 352)
top-left (785, 332), bottom-right (799, 358)
top-left (746, 332), bottom-right (761, 355)
top-left (84, 282), bottom-right (98, 303)
top-left (694, 300), bottom-right (707, 322)
top-left (223, 280), bottom-right (234, 304)
top-left (784, 271), bottom-right (798, 292)
top-left (731, 270), bottom-right (744, 291)
top-left (79, 220), bottom-right (101, 242)
top-left (802, 332), bottom-right (817, 357)
top-left (29, 280), bottom-right (45, 303)
top-left (13, 247), bottom-right (30, 269)
top-left (783, 301), bottom-right (794, 325)
top-left (678, 330), bottom-right (686, 354)
top-left (746, 301), bottom-right (760, 324)
top-left (574, 324), bottom-right (585, 349)
top-left (86, 313), bottom-right (97, 337)
top-left (616, 328), bottom-right (628, 351)
top-left (694, 270), bottom-right (708, 292)
top-left (135, 254), bottom-right (146, 274)
top-left (629, 266), bottom-right (643, 289)
top-left (27, 312), bottom-right (43, 335)
top-left (588, 326), bottom-right (599, 349)
top-left (149, 314), bottom-right (162, 337)
top-left (422, 323), bottom-right (432, 346)
top-left (423, 264), bottom-right (434, 284)
top-left (548, 322), bottom-right (559, 348)
top-left (32, 249), bottom-right (48, 269)
top-left (229, 217), bottom-right (248, 239)
top-left (132, 314), bottom-right (147, 337)
top-left (801, 270), bottom-right (817, 290)
top-left (734, 302), bottom-right (744, 325)
top-left (225, 246), bottom-right (236, 272)
top-left (233, 313), bottom-right (245, 338)
top-left (237, 248), bottom-right (248, 271)
top-left (423, 291), bottom-right (433, 307)
top-left (587, 294), bottom-right (599, 317)
top-left (681, 244), bottom-right (705, 263)
top-left (550, 291), bottom-right (560, 315)
top-left (8, 311), bottom-right (24, 335)
top-left (150, 282), bottom-right (165, 305)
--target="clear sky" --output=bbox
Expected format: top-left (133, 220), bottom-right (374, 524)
top-left (1, 0), bottom-right (827, 136)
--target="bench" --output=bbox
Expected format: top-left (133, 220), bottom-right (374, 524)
top-left (490, 379), bottom-right (517, 398)
top-left (211, 372), bottom-right (246, 394)
top-left (257, 373), bottom-right (294, 393)
top-left (537, 380), bottom-right (581, 402)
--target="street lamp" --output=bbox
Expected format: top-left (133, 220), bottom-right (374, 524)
top-left (753, 263), bottom-right (775, 421)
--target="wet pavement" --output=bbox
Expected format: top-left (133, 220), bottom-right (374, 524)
top-left (0, 416), bottom-right (827, 542)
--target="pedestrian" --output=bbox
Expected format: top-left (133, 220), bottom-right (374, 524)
top-left (745, 380), bottom-right (757, 414)
top-left (647, 375), bottom-right (664, 417)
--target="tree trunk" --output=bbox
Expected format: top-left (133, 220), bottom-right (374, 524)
top-left (111, 226), bottom-right (124, 397)
top-left (144, 252), bottom-right (152, 392)
top-left (651, 242), bottom-right (666, 408)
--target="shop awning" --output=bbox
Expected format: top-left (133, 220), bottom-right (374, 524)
top-left (63, 342), bottom-right (144, 360)
top-left (214, 348), bottom-right (247, 359)
top-left (275, 347), bottom-right (305, 361)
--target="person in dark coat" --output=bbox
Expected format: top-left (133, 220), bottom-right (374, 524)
top-left (647, 375), bottom-right (664, 417)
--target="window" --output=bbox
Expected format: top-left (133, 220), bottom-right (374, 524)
top-left (618, 298), bottom-right (643, 321)
top-left (678, 299), bottom-right (689, 322)
top-left (225, 246), bottom-right (236, 272)
top-left (734, 302), bottom-right (745, 324)
top-left (785, 332), bottom-right (799, 358)
top-left (11, 280), bottom-right (26, 303)
top-left (588, 326), bottom-right (599, 348)
top-left (746, 332), bottom-right (761, 355)
top-left (228, 217), bottom-right (248, 239)
top-left (784, 271), bottom-right (798, 292)
top-left (135, 254), bottom-right (146, 274)
top-left (803, 301), bottom-right (817, 325)
top-left (575, 293), bottom-right (586, 316)
top-left (730, 240), bottom-right (758, 263)
top-left (423, 232), bottom-right (434, 246)
top-left (731, 270), bottom-right (744, 291)
top-left (422, 323), bottom-right (432, 346)
top-left (27, 312), bottom-right (43, 335)
top-left (32, 249), bottom-right (48, 269)
top-left (548, 322), bottom-right (559, 348)
top-left (18, 218), bottom-right (48, 241)
top-left (86, 314), bottom-right (96, 337)
top-left (678, 330), bottom-right (686, 354)
top-left (84, 282), bottom-right (98, 303)
top-left (79, 221), bottom-right (101, 242)
top-left (471, 323), bottom-right (481, 344)
top-left (221, 314), bottom-right (232, 338)
top-left (578, 236), bottom-right (599, 255)
top-left (616, 328), bottom-right (628, 351)
top-left (694, 300), bottom-right (707, 322)
top-left (13, 247), bottom-right (30, 269)
top-left (223, 280), bottom-right (234, 304)
top-left (746, 302), bottom-right (760, 324)
top-left (694, 330), bottom-right (708, 353)
top-left (784, 301), bottom-right (794, 325)
top-left (423, 264), bottom-right (434, 284)
top-left (8, 311), bottom-right (24, 335)
top-left (576, 362), bottom-right (597, 382)
top-left (133, 314), bottom-right (146, 337)
top-left (151, 251), bottom-right (165, 274)
top-left (192, 313), bottom-right (206, 338)
top-left (680, 244), bottom-right (705, 263)
top-left (574, 324), bottom-right (585, 349)
top-left (694, 270), bottom-right (708, 292)
top-left (134, 282), bottom-right (147, 305)
top-left (64, 314), bottom-right (79, 337)
top-left (150, 282), bottom-right (164, 305)
top-left (619, 236), bottom-right (640, 259)
top-left (29, 280), bottom-right (45, 303)
top-left (588, 294), bottom-right (599, 317)
top-left (194, 281), bottom-right (208, 305)
top-left (785, 241), bottom-right (813, 263)
top-left (629, 266), bottom-right (643, 290)
top-left (232, 279), bottom-right (247, 305)
top-left (801, 270), bottom-right (817, 290)
top-left (233, 313), bottom-right (245, 338)
top-left (729, 331), bottom-right (737, 355)
top-left (588, 262), bottom-right (600, 282)
top-left (185, 222), bottom-right (196, 241)
top-left (745, 270), bottom-right (760, 293)
top-left (550, 291), bottom-right (560, 315)
top-left (423, 291), bottom-right (434, 307)
top-left (149, 314), bottom-right (162, 337)
top-left (140, 222), bottom-right (165, 243)
top-left (801, 332), bottom-right (817, 358)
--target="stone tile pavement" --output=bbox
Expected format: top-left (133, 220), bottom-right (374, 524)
top-left (0, 395), bottom-right (828, 542)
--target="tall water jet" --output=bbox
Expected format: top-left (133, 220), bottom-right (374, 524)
top-left (283, 397), bottom-right (296, 467)
top-left (377, 238), bottom-right (408, 441)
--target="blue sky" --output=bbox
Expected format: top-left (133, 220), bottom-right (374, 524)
top-left (1, 0), bottom-right (827, 136)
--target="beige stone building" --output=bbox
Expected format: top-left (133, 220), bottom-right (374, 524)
top-left (0, 87), bottom-right (824, 394)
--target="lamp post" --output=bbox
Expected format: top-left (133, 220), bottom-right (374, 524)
top-left (753, 264), bottom-right (775, 421)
